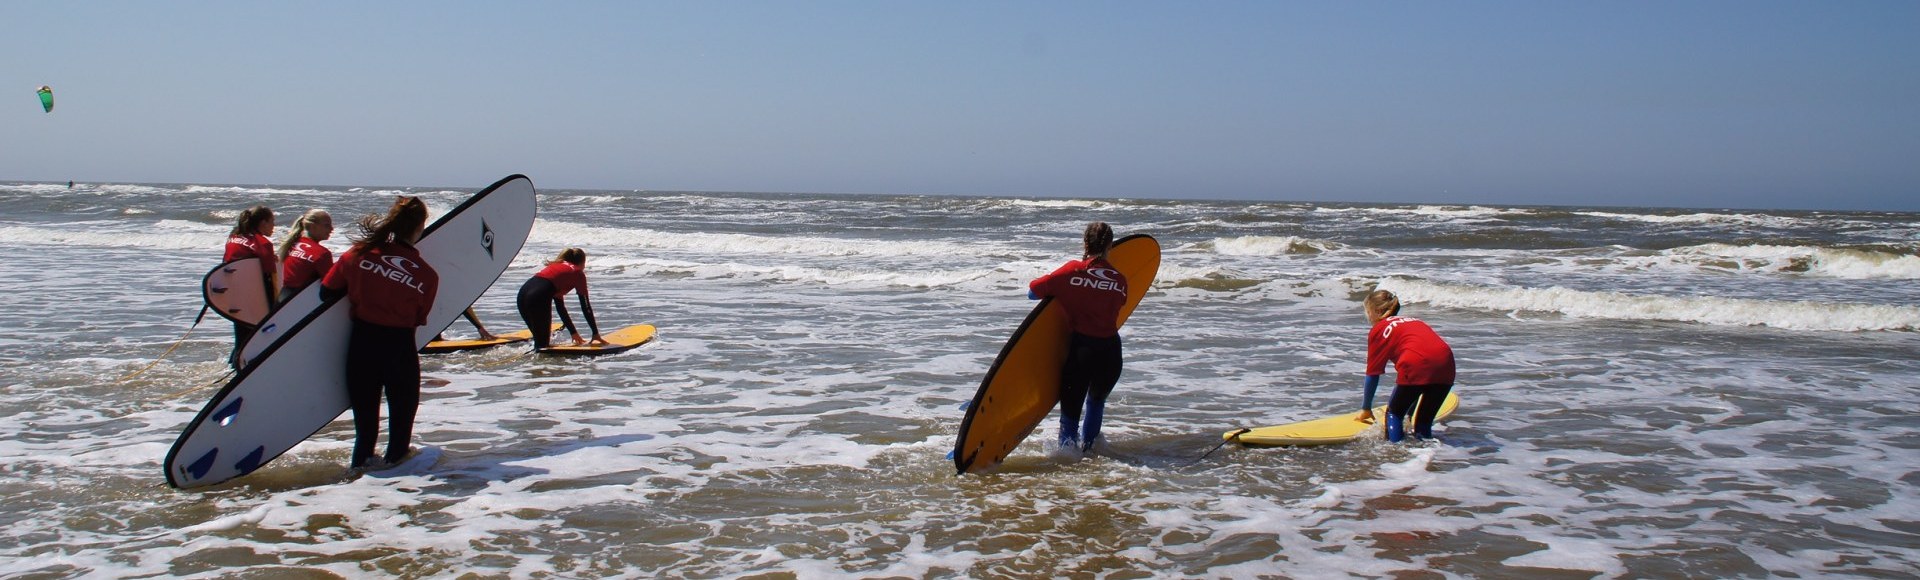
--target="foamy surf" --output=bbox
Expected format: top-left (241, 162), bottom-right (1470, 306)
top-left (1379, 276), bottom-right (1920, 331)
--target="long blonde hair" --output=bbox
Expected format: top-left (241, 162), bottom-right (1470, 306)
top-left (276, 209), bottom-right (331, 259)
top-left (1364, 290), bottom-right (1402, 321)
top-left (549, 247), bottom-right (587, 266)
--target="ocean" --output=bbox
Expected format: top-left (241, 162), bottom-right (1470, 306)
top-left (2, 180), bottom-right (1917, 578)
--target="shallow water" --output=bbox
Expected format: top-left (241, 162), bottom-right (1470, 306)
top-left (2, 181), bottom-right (1918, 577)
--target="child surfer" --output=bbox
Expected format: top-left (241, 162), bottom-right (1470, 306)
top-left (1357, 289), bottom-right (1456, 442)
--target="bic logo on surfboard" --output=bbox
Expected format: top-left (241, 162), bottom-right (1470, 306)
top-left (359, 255), bottom-right (430, 294)
top-left (481, 220), bottom-right (496, 260)
top-left (1070, 267), bottom-right (1126, 294)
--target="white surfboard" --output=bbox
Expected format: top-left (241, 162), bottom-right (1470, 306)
top-left (165, 175), bottom-right (538, 489)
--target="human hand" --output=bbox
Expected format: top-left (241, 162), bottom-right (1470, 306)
top-left (570, 333), bottom-right (585, 346)
top-left (1357, 409), bottom-right (1376, 424)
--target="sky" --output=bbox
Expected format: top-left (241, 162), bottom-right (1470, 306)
top-left (4, 1), bottom-right (1917, 211)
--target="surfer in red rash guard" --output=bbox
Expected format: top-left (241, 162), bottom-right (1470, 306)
top-left (274, 209), bottom-right (333, 303)
top-left (1029, 222), bottom-right (1128, 452)
top-left (516, 247), bottom-right (605, 351)
top-left (1357, 289), bottom-right (1456, 442)
top-left (221, 205), bottom-right (277, 368)
top-left (320, 197), bottom-right (439, 470)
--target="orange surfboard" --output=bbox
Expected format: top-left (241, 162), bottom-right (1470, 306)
top-left (953, 234), bottom-right (1160, 474)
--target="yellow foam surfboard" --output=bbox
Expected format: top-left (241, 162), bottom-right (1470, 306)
top-left (1228, 392), bottom-right (1460, 446)
top-left (421, 326), bottom-right (550, 354)
top-left (953, 234), bottom-right (1160, 474)
top-left (537, 323), bottom-right (657, 356)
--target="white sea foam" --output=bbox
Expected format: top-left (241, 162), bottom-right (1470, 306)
top-left (1379, 277), bottom-right (1920, 331)
top-left (1202, 235), bottom-right (1349, 256)
top-left (1655, 242), bottom-right (1920, 280)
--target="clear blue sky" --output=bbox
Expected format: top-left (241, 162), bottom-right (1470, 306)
top-left (5, 1), bottom-right (1917, 210)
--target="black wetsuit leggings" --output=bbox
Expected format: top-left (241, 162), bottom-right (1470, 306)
top-left (1385, 383), bottom-right (1453, 439)
top-left (518, 277), bottom-right (597, 350)
top-left (517, 277), bottom-right (562, 350)
top-left (346, 319), bottom-right (420, 467)
top-left (1058, 333), bottom-right (1123, 449)
top-left (229, 321), bottom-right (256, 369)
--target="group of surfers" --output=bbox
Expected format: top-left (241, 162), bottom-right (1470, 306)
top-left (217, 198), bottom-right (1457, 473)
top-left (221, 198), bottom-right (606, 470)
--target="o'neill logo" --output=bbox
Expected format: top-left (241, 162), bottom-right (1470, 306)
top-left (360, 254), bottom-right (429, 294)
top-left (1070, 267), bottom-right (1126, 294)
top-left (481, 219), bottom-right (496, 259)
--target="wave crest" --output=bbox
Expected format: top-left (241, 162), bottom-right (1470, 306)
top-left (1378, 277), bottom-right (1920, 332)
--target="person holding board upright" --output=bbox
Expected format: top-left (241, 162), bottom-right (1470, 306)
top-left (1357, 289), bottom-right (1456, 442)
top-left (517, 247), bottom-right (605, 351)
top-left (321, 197), bottom-right (439, 470)
top-left (1029, 222), bottom-right (1129, 452)
top-left (221, 205), bottom-right (278, 368)
top-left (275, 209), bottom-right (333, 304)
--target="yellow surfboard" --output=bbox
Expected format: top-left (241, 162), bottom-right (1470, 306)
top-left (1228, 392), bottom-right (1460, 446)
top-left (421, 327), bottom-right (542, 354)
top-left (953, 234), bottom-right (1160, 474)
top-left (537, 323), bottom-right (657, 356)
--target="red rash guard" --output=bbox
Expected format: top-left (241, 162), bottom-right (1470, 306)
top-left (535, 261), bottom-right (588, 298)
top-left (322, 243), bottom-right (439, 328)
top-left (1029, 257), bottom-right (1128, 338)
top-left (1367, 316), bottom-right (1456, 385)
top-left (281, 237), bottom-right (333, 291)
top-left (224, 233), bottom-right (278, 268)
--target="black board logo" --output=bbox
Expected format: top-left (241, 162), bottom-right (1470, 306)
top-left (481, 219), bottom-right (496, 259)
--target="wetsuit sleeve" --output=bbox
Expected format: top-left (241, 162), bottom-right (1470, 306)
top-left (578, 294), bottom-right (602, 337)
top-left (553, 297), bottom-right (577, 336)
top-left (1362, 374), bottom-right (1381, 410)
top-left (319, 251), bottom-right (350, 302)
top-left (1028, 260), bottom-right (1079, 299)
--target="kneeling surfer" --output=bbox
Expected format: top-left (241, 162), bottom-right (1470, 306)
top-left (1357, 289), bottom-right (1456, 442)
top-left (1030, 222), bottom-right (1128, 452)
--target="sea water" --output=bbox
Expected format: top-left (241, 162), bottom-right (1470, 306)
top-left (1, 181), bottom-right (1917, 577)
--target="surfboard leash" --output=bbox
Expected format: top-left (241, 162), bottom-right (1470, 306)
top-left (117, 306), bottom-right (210, 383)
top-left (1193, 428), bottom-right (1252, 464)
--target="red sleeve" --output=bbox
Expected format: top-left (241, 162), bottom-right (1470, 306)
top-left (322, 248), bottom-right (356, 291)
top-left (1029, 259), bottom-right (1084, 298)
top-left (1365, 321), bottom-right (1391, 376)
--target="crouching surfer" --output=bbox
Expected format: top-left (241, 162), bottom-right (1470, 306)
top-left (1030, 222), bottom-right (1128, 452)
top-left (517, 247), bottom-right (605, 351)
top-left (320, 197), bottom-right (439, 470)
top-left (1357, 289), bottom-right (1456, 442)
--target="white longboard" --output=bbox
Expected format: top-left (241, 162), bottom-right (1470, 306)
top-left (165, 175), bottom-right (538, 488)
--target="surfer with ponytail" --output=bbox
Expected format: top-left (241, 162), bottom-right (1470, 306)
top-left (275, 209), bottom-right (334, 303)
top-left (1358, 289), bottom-right (1456, 442)
top-left (517, 247), bottom-right (605, 351)
top-left (1030, 221), bottom-right (1129, 452)
top-left (221, 205), bottom-right (279, 367)
top-left (320, 196), bottom-right (440, 470)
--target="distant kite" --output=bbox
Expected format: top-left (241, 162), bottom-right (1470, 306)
top-left (37, 86), bottom-right (53, 113)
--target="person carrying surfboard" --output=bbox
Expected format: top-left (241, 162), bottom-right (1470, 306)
top-left (1029, 222), bottom-right (1129, 452)
top-left (221, 205), bottom-right (278, 368)
top-left (1358, 289), bottom-right (1456, 442)
top-left (320, 196), bottom-right (440, 470)
top-left (275, 209), bottom-right (333, 304)
top-left (517, 247), bottom-right (606, 351)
